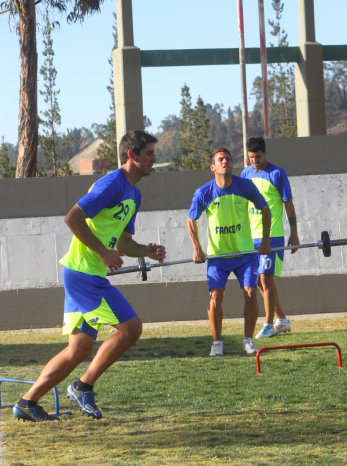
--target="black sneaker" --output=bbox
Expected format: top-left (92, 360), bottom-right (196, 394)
top-left (13, 402), bottom-right (57, 422)
top-left (67, 383), bottom-right (102, 419)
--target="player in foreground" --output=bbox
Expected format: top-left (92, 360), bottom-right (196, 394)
top-left (187, 147), bottom-right (271, 356)
top-left (13, 130), bottom-right (166, 422)
top-left (241, 136), bottom-right (299, 338)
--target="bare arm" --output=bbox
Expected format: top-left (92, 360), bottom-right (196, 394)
top-left (116, 231), bottom-right (166, 263)
top-left (64, 204), bottom-right (124, 272)
top-left (284, 200), bottom-right (300, 253)
top-left (186, 217), bottom-right (206, 263)
top-left (257, 205), bottom-right (272, 255)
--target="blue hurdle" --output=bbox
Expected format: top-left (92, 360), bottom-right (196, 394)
top-left (0, 378), bottom-right (72, 417)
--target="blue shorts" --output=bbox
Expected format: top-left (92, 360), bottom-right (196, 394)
top-left (62, 267), bottom-right (137, 340)
top-left (206, 254), bottom-right (258, 291)
top-left (253, 237), bottom-right (284, 277)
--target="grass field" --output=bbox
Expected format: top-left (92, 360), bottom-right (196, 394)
top-left (0, 316), bottom-right (346, 465)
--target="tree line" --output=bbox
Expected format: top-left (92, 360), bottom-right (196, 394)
top-left (0, 0), bottom-right (346, 178)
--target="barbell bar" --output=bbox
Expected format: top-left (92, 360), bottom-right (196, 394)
top-left (107, 231), bottom-right (347, 281)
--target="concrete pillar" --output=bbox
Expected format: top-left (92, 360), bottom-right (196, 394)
top-left (113, 0), bottom-right (144, 165)
top-left (295, 0), bottom-right (326, 136)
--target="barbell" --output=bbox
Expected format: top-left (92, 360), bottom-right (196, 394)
top-left (107, 231), bottom-right (347, 281)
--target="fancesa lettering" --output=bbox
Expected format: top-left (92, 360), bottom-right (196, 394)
top-left (215, 224), bottom-right (241, 234)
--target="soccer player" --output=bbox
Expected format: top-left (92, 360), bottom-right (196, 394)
top-left (13, 130), bottom-right (166, 422)
top-left (187, 147), bottom-right (271, 356)
top-left (241, 136), bottom-right (299, 338)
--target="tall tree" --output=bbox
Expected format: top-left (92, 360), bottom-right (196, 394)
top-left (39, 10), bottom-right (63, 176)
top-left (324, 61), bottom-right (347, 126)
top-left (97, 12), bottom-right (118, 170)
top-left (0, 0), bottom-right (105, 178)
top-left (267, 0), bottom-right (296, 137)
top-left (178, 85), bottom-right (211, 169)
top-left (0, 137), bottom-right (16, 178)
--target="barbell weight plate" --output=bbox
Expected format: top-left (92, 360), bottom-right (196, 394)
top-left (138, 257), bottom-right (148, 281)
top-left (321, 231), bottom-right (331, 257)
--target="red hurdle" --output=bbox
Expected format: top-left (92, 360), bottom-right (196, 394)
top-left (256, 342), bottom-right (343, 375)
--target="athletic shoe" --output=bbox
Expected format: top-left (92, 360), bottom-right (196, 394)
top-left (67, 383), bottom-right (102, 419)
top-left (255, 323), bottom-right (277, 339)
top-left (274, 319), bottom-right (292, 334)
top-left (243, 338), bottom-right (258, 355)
top-left (209, 341), bottom-right (224, 356)
top-left (13, 402), bottom-right (57, 422)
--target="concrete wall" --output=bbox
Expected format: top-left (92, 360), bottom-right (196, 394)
top-left (1, 136), bottom-right (346, 330)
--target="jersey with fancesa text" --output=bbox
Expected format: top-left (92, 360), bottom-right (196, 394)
top-left (60, 168), bottom-right (141, 277)
top-left (240, 162), bottom-right (292, 239)
top-left (188, 175), bottom-right (267, 256)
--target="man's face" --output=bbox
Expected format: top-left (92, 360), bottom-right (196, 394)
top-left (248, 150), bottom-right (267, 171)
top-left (132, 142), bottom-right (156, 177)
top-left (211, 152), bottom-right (233, 176)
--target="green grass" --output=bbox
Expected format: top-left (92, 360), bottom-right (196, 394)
top-left (0, 317), bottom-right (346, 465)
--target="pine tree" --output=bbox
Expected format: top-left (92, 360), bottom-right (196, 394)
top-left (0, 137), bottom-right (16, 178)
top-left (324, 61), bottom-right (347, 126)
top-left (39, 10), bottom-right (67, 176)
top-left (178, 85), bottom-right (211, 170)
top-left (97, 12), bottom-right (118, 170)
top-left (267, 0), bottom-right (296, 137)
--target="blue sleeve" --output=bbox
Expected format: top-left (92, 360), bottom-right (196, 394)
top-left (188, 189), bottom-right (205, 220)
top-left (240, 168), bottom-right (247, 179)
top-left (124, 189), bottom-right (141, 235)
top-left (77, 176), bottom-right (121, 219)
top-left (274, 168), bottom-right (292, 201)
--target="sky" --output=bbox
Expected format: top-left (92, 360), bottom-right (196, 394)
top-left (0, 0), bottom-right (346, 145)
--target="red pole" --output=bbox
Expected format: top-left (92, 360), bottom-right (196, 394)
top-left (258, 0), bottom-right (270, 137)
top-left (237, 0), bottom-right (250, 167)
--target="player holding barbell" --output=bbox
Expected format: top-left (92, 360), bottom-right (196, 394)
top-left (187, 147), bottom-right (271, 356)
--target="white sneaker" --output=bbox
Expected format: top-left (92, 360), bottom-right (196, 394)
top-left (210, 341), bottom-right (224, 356)
top-left (243, 338), bottom-right (258, 355)
top-left (274, 319), bottom-right (291, 335)
top-left (255, 324), bottom-right (277, 339)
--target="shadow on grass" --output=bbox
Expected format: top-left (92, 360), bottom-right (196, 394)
top-left (1, 329), bottom-right (345, 367)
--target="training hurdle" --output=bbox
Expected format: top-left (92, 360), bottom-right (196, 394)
top-left (256, 342), bottom-right (343, 375)
top-left (0, 378), bottom-right (72, 417)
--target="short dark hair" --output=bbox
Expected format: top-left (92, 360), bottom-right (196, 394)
top-left (210, 147), bottom-right (232, 164)
top-left (246, 136), bottom-right (266, 153)
top-left (119, 130), bottom-right (158, 164)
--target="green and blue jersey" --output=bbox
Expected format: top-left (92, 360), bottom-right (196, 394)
top-left (241, 163), bottom-right (292, 239)
top-left (188, 175), bottom-right (267, 256)
top-left (60, 168), bottom-right (141, 277)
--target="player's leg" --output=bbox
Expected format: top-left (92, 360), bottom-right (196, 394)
top-left (254, 237), bottom-right (285, 338)
top-left (243, 286), bottom-right (259, 339)
top-left (234, 255), bottom-right (259, 354)
top-left (66, 275), bottom-right (140, 418)
top-left (258, 272), bottom-right (276, 326)
top-left (13, 329), bottom-right (94, 422)
top-left (208, 288), bottom-right (224, 342)
top-left (206, 258), bottom-right (229, 356)
top-left (79, 315), bottom-right (142, 385)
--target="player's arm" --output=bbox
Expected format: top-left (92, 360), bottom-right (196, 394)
top-left (64, 204), bottom-right (124, 272)
top-left (284, 200), bottom-right (300, 253)
top-left (258, 205), bottom-right (271, 255)
top-left (186, 218), bottom-right (206, 263)
top-left (116, 231), bottom-right (166, 263)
